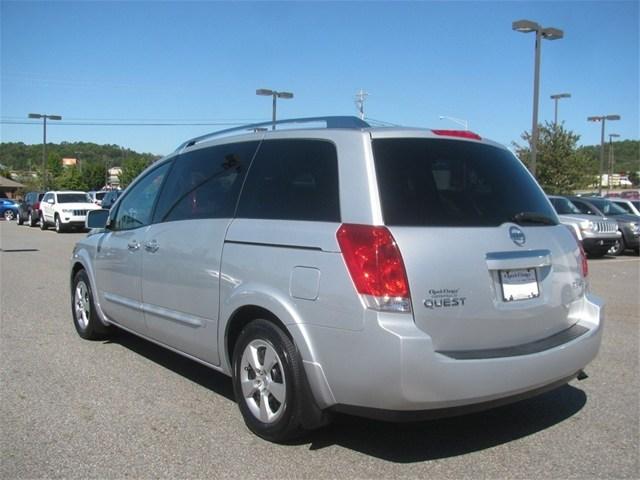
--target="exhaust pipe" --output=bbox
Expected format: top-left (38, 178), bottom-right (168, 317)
top-left (577, 370), bottom-right (589, 381)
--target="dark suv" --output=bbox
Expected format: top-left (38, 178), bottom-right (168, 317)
top-left (17, 191), bottom-right (45, 227)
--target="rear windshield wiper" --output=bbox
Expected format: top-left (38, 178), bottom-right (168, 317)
top-left (511, 211), bottom-right (558, 226)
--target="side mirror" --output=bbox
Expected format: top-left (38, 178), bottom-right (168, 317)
top-left (86, 209), bottom-right (110, 229)
top-left (47, 198), bottom-right (54, 204)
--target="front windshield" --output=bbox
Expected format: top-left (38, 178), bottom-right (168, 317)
top-left (58, 193), bottom-right (92, 204)
top-left (588, 198), bottom-right (628, 216)
top-left (549, 197), bottom-right (581, 215)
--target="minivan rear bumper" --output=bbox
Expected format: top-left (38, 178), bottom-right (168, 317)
top-left (294, 293), bottom-right (603, 414)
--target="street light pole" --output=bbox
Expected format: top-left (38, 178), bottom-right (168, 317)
top-left (512, 20), bottom-right (564, 178)
top-left (28, 113), bottom-right (62, 189)
top-left (256, 89), bottom-right (294, 130)
top-left (608, 133), bottom-right (620, 190)
top-left (550, 93), bottom-right (571, 125)
top-left (588, 115), bottom-right (621, 195)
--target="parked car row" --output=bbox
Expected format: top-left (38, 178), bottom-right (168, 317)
top-left (11, 189), bottom-right (121, 233)
top-left (548, 195), bottom-right (639, 257)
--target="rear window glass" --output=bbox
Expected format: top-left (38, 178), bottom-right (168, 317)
top-left (372, 138), bottom-right (556, 227)
top-left (236, 139), bottom-right (340, 222)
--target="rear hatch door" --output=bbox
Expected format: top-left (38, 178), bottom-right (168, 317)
top-left (371, 135), bottom-right (584, 352)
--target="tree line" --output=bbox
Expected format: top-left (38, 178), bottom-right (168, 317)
top-left (0, 141), bottom-right (160, 192)
top-left (1, 134), bottom-right (637, 196)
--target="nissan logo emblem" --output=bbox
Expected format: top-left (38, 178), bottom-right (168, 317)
top-left (509, 226), bottom-right (526, 246)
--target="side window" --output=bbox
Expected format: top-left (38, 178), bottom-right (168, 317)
top-left (42, 193), bottom-right (52, 203)
top-left (236, 139), bottom-right (340, 222)
top-left (113, 162), bottom-right (170, 231)
top-left (153, 141), bottom-right (258, 223)
top-left (572, 200), bottom-right (594, 216)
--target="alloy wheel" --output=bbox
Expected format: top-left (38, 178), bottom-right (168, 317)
top-left (74, 280), bottom-right (91, 330)
top-left (239, 339), bottom-right (287, 424)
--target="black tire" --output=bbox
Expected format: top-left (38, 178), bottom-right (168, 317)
top-left (39, 212), bottom-right (47, 230)
top-left (3, 210), bottom-right (15, 221)
top-left (28, 212), bottom-right (36, 227)
top-left (55, 215), bottom-right (65, 233)
top-left (232, 319), bottom-right (310, 442)
top-left (608, 235), bottom-right (626, 256)
top-left (16, 212), bottom-right (24, 225)
top-left (71, 269), bottom-right (112, 340)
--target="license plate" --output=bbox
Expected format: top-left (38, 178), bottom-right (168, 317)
top-left (500, 268), bottom-right (539, 302)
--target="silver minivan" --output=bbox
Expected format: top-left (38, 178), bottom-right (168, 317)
top-left (71, 117), bottom-right (603, 442)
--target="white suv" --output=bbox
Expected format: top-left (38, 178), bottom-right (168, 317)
top-left (40, 191), bottom-right (101, 233)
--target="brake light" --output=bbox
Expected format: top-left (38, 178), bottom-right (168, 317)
top-left (336, 224), bottom-right (411, 312)
top-left (567, 227), bottom-right (588, 278)
top-left (34, 201), bottom-right (40, 210)
top-left (431, 129), bottom-right (482, 141)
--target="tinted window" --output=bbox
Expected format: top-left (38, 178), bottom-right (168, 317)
top-left (236, 140), bottom-right (340, 222)
top-left (587, 198), bottom-right (628, 216)
top-left (154, 142), bottom-right (257, 223)
top-left (58, 193), bottom-right (91, 203)
top-left (372, 138), bottom-right (556, 227)
top-left (113, 162), bottom-right (170, 230)
top-left (550, 197), bottom-right (581, 215)
top-left (570, 199), bottom-right (599, 216)
top-left (615, 202), bottom-right (632, 214)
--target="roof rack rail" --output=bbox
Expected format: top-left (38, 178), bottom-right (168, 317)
top-left (175, 115), bottom-right (371, 152)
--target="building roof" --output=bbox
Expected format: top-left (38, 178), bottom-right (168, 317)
top-left (0, 175), bottom-right (25, 189)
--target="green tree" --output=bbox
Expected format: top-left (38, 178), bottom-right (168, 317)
top-left (119, 156), bottom-right (151, 187)
top-left (56, 166), bottom-right (86, 191)
top-left (513, 122), bottom-right (596, 194)
top-left (81, 161), bottom-right (107, 190)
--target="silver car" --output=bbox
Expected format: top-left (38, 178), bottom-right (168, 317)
top-left (71, 116), bottom-right (603, 442)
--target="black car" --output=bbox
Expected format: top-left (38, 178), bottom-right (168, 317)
top-left (100, 190), bottom-right (122, 210)
top-left (17, 191), bottom-right (45, 227)
top-left (568, 196), bottom-right (640, 255)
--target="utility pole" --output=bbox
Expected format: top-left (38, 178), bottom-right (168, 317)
top-left (28, 113), bottom-right (62, 189)
top-left (256, 89), bottom-right (294, 130)
top-left (587, 114), bottom-right (621, 195)
top-left (354, 89), bottom-right (369, 120)
top-left (550, 93), bottom-right (571, 125)
top-left (608, 133), bottom-right (620, 190)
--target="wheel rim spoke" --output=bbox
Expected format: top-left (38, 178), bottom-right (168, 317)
top-left (240, 378), bottom-right (257, 398)
top-left (262, 348), bottom-right (277, 372)
top-left (268, 381), bottom-right (285, 404)
top-left (259, 390), bottom-right (272, 422)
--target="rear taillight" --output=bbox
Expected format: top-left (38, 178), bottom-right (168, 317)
top-left (34, 201), bottom-right (40, 210)
top-left (567, 227), bottom-right (588, 278)
top-left (336, 224), bottom-right (411, 313)
top-left (431, 129), bottom-right (482, 140)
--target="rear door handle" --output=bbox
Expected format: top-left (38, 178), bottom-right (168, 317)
top-left (144, 240), bottom-right (159, 253)
top-left (127, 240), bottom-right (140, 251)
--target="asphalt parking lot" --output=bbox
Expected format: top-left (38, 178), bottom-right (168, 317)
top-left (1, 221), bottom-right (638, 479)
